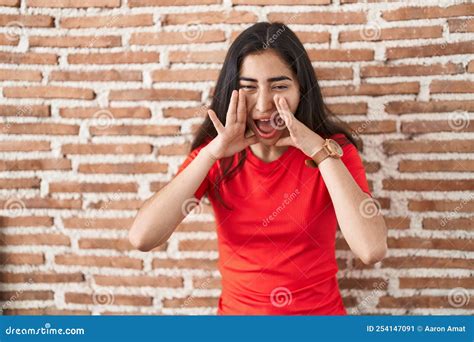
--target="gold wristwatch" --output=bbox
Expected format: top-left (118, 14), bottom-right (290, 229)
top-left (305, 138), bottom-right (343, 168)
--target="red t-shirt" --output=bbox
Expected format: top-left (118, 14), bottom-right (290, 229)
top-left (176, 133), bottom-right (372, 315)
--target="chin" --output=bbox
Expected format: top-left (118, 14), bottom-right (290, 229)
top-left (257, 134), bottom-right (282, 145)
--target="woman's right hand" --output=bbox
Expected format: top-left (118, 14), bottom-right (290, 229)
top-left (203, 89), bottom-right (259, 160)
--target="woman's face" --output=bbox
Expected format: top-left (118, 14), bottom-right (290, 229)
top-left (239, 49), bottom-right (300, 146)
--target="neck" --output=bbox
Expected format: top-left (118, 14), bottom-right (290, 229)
top-left (249, 143), bottom-right (289, 163)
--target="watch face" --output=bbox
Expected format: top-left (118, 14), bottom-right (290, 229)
top-left (327, 139), bottom-right (343, 157)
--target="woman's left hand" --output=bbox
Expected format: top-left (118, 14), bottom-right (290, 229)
top-left (274, 95), bottom-right (325, 158)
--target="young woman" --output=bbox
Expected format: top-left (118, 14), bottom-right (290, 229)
top-left (129, 22), bottom-right (388, 315)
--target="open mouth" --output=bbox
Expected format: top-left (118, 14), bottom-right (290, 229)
top-left (253, 114), bottom-right (284, 139)
top-left (253, 119), bottom-right (277, 139)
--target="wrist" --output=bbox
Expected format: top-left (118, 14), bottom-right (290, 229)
top-left (306, 134), bottom-right (325, 158)
top-left (201, 146), bottom-right (219, 163)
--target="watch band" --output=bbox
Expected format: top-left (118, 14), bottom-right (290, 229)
top-left (304, 138), bottom-right (343, 168)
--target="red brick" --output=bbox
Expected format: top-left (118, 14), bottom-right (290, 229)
top-left (387, 41), bottom-right (474, 60)
top-left (60, 106), bottom-right (149, 118)
top-left (422, 218), bottom-right (473, 231)
top-left (51, 70), bottom-right (141, 82)
top-left (268, 11), bottom-right (366, 25)
top-left (0, 290), bottom-right (53, 301)
top-left (0, 216), bottom-right (52, 227)
top-left (0, 252), bottom-right (44, 265)
top-left (0, 272), bottom-right (84, 283)
top-left (152, 69), bottom-right (220, 82)
top-left (385, 100), bottom-right (474, 114)
top-left (87, 199), bottom-right (145, 210)
top-left (130, 30), bottom-right (225, 45)
top-left (68, 51), bottom-right (159, 64)
top-left (3, 86), bottom-right (95, 99)
top-left (178, 239), bottom-right (218, 251)
top-left (323, 82), bottom-right (419, 96)
top-left (27, 0), bottom-right (120, 7)
top-left (65, 292), bottom-right (152, 306)
top-left (0, 52), bottom-right (57, 64)
top-left (340, 26), bottom-right (442, 42)
top-left (49, 182), bottom-right (138, 193)
top-left (94, 275), bottom-right (183, 287)
top-left (62, 143), bottom-right (152, 155)
top-left (63, 217), bottom-right (134, 230)
top-left (56, 254), bottom-right (143, 269)
top-left (152, 258), bottom-right (217, 270)
top-left (430, 80), bottom-right (474, 94)
top-left (79, 237), bottom-right (165, 251)
top-left (0, 69), bottom-right (43, 81)
top-left (109, 89), bottom-right (200, 101)
top-left (169, 50), bottom-right (226, 64)
top-left (78, 162), bottom-right (167, 174)
top-left (29, 35), bottom-right (121, 48)
top-left (361, 63), bottom-right (464, 78)
top-left (0, 159), bottom-right (71, 171)
top-left (163, 296), bottom-right (218, 308)
top-left (348, 120), bottom-right (397, 134)
top-left (0, 123), bottom-right (79, 135)
top-left (387, 237), bottom-right (472, 251)
top-left (399, 159), bottom-right (474, 172)
top-left (0, 14), bottom-right (53, 27)
top-left (163, 11), bottom-right (257, 25)
top-left (0, 234), bottom-right (70, 246)
top-left (378, 295), bottom-right (473, 309)
top-left (383, 179), bottom-right (474, 191)
top-left (382, 4), bottom-right (474, 21)
top-left (0, 178), bottom-right (41, 189)
top-left (381, 256), bottom-right (472, 270)
top-left (399, 277), bottom-right (474, 289)
top-left (3, 308), bottom-right (90, 315)
top-left (129, 0), bottom-right (219, 5)
top-left (90, 125), bottom-right (180, 137)
top-left (60, 14), bottom-right (154, 28)
top-left (448, 18), bottom-right (474, 33)
top-left (383, 139), bottom-right (474, 154)
top-left (402, 120), bottom-right (474, 134)
top-left (0, 197), bottom-right (81, 209)
top-left (307, 49), bottom-right (374, 62)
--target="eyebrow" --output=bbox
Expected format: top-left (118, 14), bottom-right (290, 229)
top-left (238, 76), bottom-right (292, 83)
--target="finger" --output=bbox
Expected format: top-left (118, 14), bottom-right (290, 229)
top-left (207, 109), bottom-right (224, 134)
top-left (236, 88), bottom-right (247, 124)
top-left (225, 89), bottom-right (238, 126)
top-left (275, 96), bottom-right (295, 131)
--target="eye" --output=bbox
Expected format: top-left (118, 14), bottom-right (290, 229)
top-left (273, 85), bottom-right (288, 90)
top-left (239, 85), bottom-right (256, 90)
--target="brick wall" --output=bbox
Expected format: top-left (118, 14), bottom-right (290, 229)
top-left (0, 0), bottom-right (472, 315)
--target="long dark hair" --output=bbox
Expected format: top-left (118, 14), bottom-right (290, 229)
top-left (190, 22), bottom-right (360, 209)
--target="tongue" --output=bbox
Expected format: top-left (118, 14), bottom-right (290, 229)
top-left (256, 120), bottom-right (275, 133)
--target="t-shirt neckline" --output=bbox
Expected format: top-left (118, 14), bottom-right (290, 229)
top-left (245, 145), bottom-right (296, 170)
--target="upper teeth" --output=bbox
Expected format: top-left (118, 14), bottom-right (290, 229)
top-left (258, 119), bottom-right (270, 121)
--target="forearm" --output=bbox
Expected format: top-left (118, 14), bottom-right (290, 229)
top-left (129, 147), bottom-right (217, 251)
top-left (312, 137), bottom-right (388, 264)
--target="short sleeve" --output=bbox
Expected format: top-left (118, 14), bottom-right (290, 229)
top-left (333, 134), bottom-right (372, 197)
top-left (176, 143), bottom-right (211, 200)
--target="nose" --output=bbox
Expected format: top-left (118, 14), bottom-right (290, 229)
top-left (255, 88), bottom-right (275, 114)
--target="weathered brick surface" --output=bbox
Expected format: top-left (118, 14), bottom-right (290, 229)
top-left (0, 1), bottom-right (471, 316)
